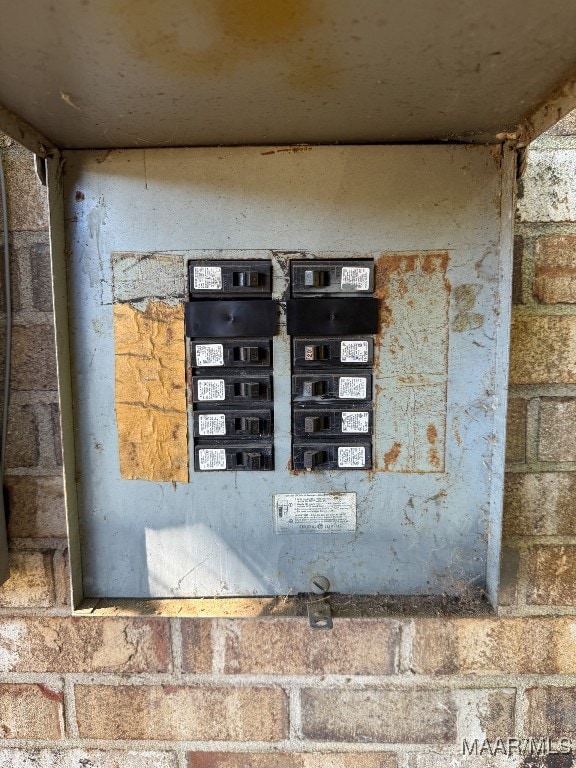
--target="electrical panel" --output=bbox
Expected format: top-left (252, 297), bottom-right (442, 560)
top-left (59, 145), bottom-right (512, 604)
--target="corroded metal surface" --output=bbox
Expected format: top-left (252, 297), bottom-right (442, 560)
top-left (59, 145), bottom-right (512, 600)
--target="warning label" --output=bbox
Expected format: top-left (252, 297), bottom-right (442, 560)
top-left (341, 266), bottom-right (370, 291)
top-left (273, 493), bottom-right (356, 534)
top-left (193, 266), bottom-right (222, 290)
top-left (197, 379), bottom-right (226, 401)
top-left (198, 413), bottom-right (226, 436)
top-left (338, 376), bottom-right (367, 399)
top-left (198, 448), bottom-right (227, 470)
top-left (341, 411), bottom-right (369, 433)
top-left (341, 340), bottom-right (369, 363)
top-left (338, 446), bottom-right (366, 468)
top-left (195, 344), bottom-right (224, 367)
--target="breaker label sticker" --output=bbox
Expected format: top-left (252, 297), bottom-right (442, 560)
top-left (341, 266), bottom-right (370, 290)
top-left (341, 411), bottom-right (369, 433)
top-left (193, 266), bottom-right (222, 290)
top-left (198, 448), bottom-right (227, 470)
top-left (338, 376), bottom-right (367, 399)
top-left (195, 344), bottom-right (224, 367)
top-left (197, 378), bottom-right (226, 401)
top-left (198, 413), bottom-right (226, 436)
top-left (273, 492), bottom-right (356, 534)
top-left (341, 340), bottom-right (369, 363)
top-left (338, 446), bottom-right (366, 468)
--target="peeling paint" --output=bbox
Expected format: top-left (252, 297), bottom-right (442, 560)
top-left (374, 252), bottom-right (449, 473)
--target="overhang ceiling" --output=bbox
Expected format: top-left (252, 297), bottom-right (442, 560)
top-left (1, 0), bottom-right (576, 151)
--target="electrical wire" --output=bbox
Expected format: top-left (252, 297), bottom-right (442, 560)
top-left (0, 150), bottom-right (11, 483)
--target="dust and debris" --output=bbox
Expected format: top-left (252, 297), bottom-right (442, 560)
top-left (452, 283), bottom-right (484, 332)
top-left (59, 91), bottom-right (82, 111)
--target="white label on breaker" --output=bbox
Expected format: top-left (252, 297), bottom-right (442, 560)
top-left (338, 376), bottom-right (367, 399)
top-left (195, 344), bottom-right (224, 367)
top-left (338, 446), bottom-right (366, 468)
top-left (198, 448), bottom-right (227, 470)
top-left (341, 266), bottom-right (370, 290)
top-left (197, 379), bottom-right (226, 401)
top-left (341, 340), bottom-right (369, 363)
top-left (198, 413), bottom-right (226, 436)
top-left (273, 492), bottom-right (356, 534)
top-left (342, 411), bottom-right (369, 433)
top-left (193, 266), bottom-right (222, 290)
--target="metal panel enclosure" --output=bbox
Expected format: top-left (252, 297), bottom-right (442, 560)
top-left (59, 145), bottom-right (513, 601)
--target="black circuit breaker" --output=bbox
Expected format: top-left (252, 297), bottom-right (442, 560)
top-left (287, 260), bottom-right (379, 471)
top-left (185, 260), bottom-right (276, 471)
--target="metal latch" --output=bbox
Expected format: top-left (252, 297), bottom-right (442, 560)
top-left (307, 575), bottom-right (333, 630)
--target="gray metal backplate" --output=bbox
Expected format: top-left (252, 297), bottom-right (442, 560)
top-left (61, 145), bottom-right (512, 599)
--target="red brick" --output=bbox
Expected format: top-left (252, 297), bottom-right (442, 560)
top-left (5, 475), bottom-right (67, 538)
top-left (300, 689), bottom-right (456, 743)
top-left (411, 617), bottom-right (576, 674)
top-left (11, 325), bottom-right (57, 390)
top-left (3, 142), bottom-right (49, 231)
top-left (0, 752), bottom-right (179, 768)
top-left (179, 620), bottom-right (213, 673)
top-left (509, 316), bottom-right (576, 384)
top-left (534, 234), bottom-right (576, 303)
top-left (189, 755), bottom-right (397, 768)
top-left (504, 473), bottom-right (576, 536)
top-left (0, 683), bottom-right (63, 738)
top-left (526, 546), bottom-right (576, 604)
top-left (5, 403), bottom-right (39, 468)
top-left (212, 618), bottom-right (400, 676)
top-left (0, 551), bottom-right (54, 608)
top-left (525, 687), bottom-right (576, 738)
top-left (538, 398), bottom-right (576, 461)
top-left (0, 617), bottom-right (171, 672)
top-left (75, 685), bottom-right (288, 741)
top-left (505, 398), bottom-right (527, 463)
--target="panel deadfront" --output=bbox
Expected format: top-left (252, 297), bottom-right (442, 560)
top-left (59, 145), bottom-right (512, 601)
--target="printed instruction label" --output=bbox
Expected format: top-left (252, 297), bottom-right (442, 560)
top-left (341, 340), bottom-right (369, 363)
top-left (195, 343), bottom-right (224, 367)
top-left (338, 446), bottom-right (366, 468)
top-left (198, 413), bottom-right (226, 436)
top-left (341, 266), bottom-right (370, 290)
top-left (197, 378), bottom-right (226, 401)
top-left (273, 492), bottom-right (357, 534)
top-left (198, 448), bottom-right (227, 470)
top-left (341, 411), bottom-right (369, 433)
top-left (338, 376), bottom-right (367, 399)
top-left (193, 266), bottom-right (222, 290)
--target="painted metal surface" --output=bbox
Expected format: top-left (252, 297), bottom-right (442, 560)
top-left (60, 145), bottom-right (513, 599)
top-left (2, 1), bottom-right (576, 149)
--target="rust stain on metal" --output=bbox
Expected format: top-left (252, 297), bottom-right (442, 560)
top-left (383, 441), bottom-right (402, 471)
top-left (110, 0), bottom-right (337, 94)
top-left (114, 301), bottom-right (188, 483)
top-left (373, 251), bottom-right (450, 473)
top-left (261, 146), bottom-right (315, 156)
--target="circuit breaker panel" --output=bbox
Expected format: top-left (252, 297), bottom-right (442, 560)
top-left (60, 145), bottom-right (512, 603)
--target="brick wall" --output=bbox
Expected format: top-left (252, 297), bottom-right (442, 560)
top-left (1, 122), bottom-right (576, 765)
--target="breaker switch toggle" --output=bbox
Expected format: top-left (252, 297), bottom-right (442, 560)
top-left (238, 451), bottom-right (262, 469)
top-left (304, 269), bottom-right (330, 287)
top-left (303, 449), bottom-right (327, 469)
top-left (235, 416), bottom-right (262, 435)
top-left (304, 344), bottom-right (329, 361)
top-left (236, 381), bottom-right (261, 398)
top-left (304, 416), bottom-right (329, 433)
top-left (235, 345), bottom-right (261, 363)
top-left (303, 380), bottom-right (327, 397)
top-left (233, 270), bottom-right (261, 288)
